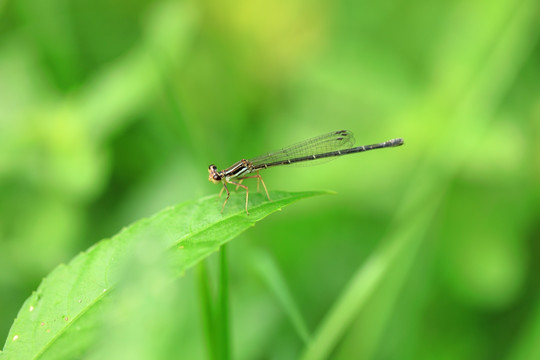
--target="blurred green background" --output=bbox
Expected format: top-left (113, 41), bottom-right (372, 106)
top-left (1, 0), bottom-right (539, 358)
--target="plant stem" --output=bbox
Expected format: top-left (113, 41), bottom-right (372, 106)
top-left (197, 262), bottom-right (217, 360)
top-left (218, 244), bottom-right (231, 360)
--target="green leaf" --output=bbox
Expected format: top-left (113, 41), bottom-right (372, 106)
top-left (1, 191), bottom-right (326, 360)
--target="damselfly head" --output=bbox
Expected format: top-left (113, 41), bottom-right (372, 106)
top-left (208, 165), bottom-right (222, 183)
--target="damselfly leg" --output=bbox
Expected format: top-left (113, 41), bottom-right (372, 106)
top-left (218, 172), bottom-right (271, 215)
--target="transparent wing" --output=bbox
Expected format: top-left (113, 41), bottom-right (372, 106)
top-left (248, 130), bottom-right (355, 167)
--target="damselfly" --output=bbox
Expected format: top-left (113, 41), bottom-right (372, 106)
top-left (208, 130), bottom-right (404, 214)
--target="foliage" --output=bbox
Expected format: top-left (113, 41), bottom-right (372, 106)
top-left (1, 0), bottom-right (539, 359)
top-left (1, 192), bottom-right (324, 359)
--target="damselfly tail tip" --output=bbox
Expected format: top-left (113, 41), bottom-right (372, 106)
top-left (390, 138), bottom-right (404, 147)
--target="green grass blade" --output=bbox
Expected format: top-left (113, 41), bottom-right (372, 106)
top-left (218, 245), bottom-right (230, 360)
top-left (299, 199), bottom-right (437, 360)
top-left (251, 249), bottom-right (312, 344)
top-left (1, 191), bottom-right (326, 360)
top-left (506, 289), bottom-right (540, 360)
top-left (197, 261), bottom-right (218, 360)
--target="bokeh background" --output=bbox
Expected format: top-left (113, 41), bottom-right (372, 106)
top-left (1, 0), bottom-right (539, 358)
